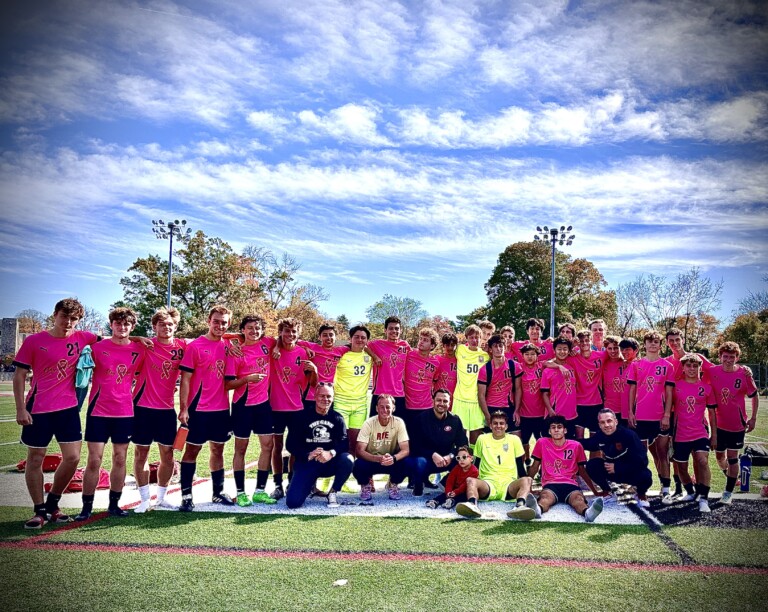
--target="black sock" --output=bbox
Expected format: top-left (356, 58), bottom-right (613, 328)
top-left (234, 470), bottom-right (245, 493)
top-left (274, 473), bottom-right (283, 488)
top-left (287, 471), bottom-right (294, 483)
top-left (516, 497), bottom-right (525, 506)
top-left (726, 476), bottom-right (737, 493)
top-left (697, 484), bottom-right (710, 500)
top-left (81, 494), bottom-right (95, 514)
top-left (684, 482), bottom-right (695, 495)
top-left (469, 497), bottom-right (477, 505)
top-left (673, 474), bottom-right (682, 495)
top-left (34, 502), bottom-right (47, 517)
top-left (45, 492), bottom-right (62, 514)
top-left (212, 469), bottom-right (225, 496)
top-left (256, 469), bottom-right (269, 490)
top-left (108, 490), bottom-right (122, 510)
top-left (180, 461), bottom-right (196, 496)
top-left (660, 477), bottom-right (671, 489)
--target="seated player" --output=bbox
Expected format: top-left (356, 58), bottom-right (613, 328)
top-left (426, 445), bottom-right (479, 509)
top-left (455, 411), bottom-right (534, 520)
top-left (77, 307), bottom-right (145, 520)
top-left (13, 298), bottom-right (99, 528)
top-left (668, 354), bottom-right (717, 513)
top-left (352, 395), bottom-right (410, 502)
top-left (708, 341), bottom-right (758, 505)
top-left (285, 383), bottom-right (354, 509)
top-left (525, 416), bottom-right (604, 522)
top-left (582, 409), bottom-right (653, 508)
top-left (540, 337), bottom-right (578, 438)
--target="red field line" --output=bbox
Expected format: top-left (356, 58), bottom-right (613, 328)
top-left (3, 540), bottom-right (767, 575)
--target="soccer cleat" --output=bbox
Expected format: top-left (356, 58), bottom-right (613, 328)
top-left (698, 499), bottom-right (711, 513)
top-left (425, 499), bottom-right (439, 509)
top-left (24, 514), bottom-right (46, 529)
top-left (720, 491), bottom-right (733, 505)
top-left (388, 483), bottom-right (402, 500)
top-left (525, 492), bottom-right (542, 519)
top-left (326, 491), bottom-right (340, 509)
top-left (442, 498), bottom-right (456, 510)
top-left (359, 484), bottom-right (373, 502)
top-left (156, 499), bottom-right (178, 510)
top-left (585, 497), bottom-right (604, 523)
top-left (270, 487), bottom-right (285, 501)
top-left (661, 493), bottom-right (678, 505)
top-left (681, 493), bottom-right (697, 502)
top-left (212, 492), bottom-right (235, 506)
top-left (252, 490), bottom-right (277, 505)
top-left (456, 501), bottom-right (482, 518)
top-left (74, 510), bottom-right (92, 522)
top-left (134, 501), bottom-right (152, 514)
top-left (47, 510), bottom-right (73, 524)
top-left (179, 495), bottom-right (195, 512)
top-left (236, 493), bottom-right (253, 507)
top-left (635, 495), bottom-right (650, 509)
top-left (108, 507), bottom-right (130, 518)
top-left (506, 504), bottom-right (535, 521)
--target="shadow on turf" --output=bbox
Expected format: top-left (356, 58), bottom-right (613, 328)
top-left (649, 498), bottom-right (768, 529)
top-left (476, 518), bottom-right (652, 544)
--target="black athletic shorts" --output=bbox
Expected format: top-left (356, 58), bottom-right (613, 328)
top-left (271, 410), bottom-right (300, 436)
top-left (21, 406), bottom-right (81, 448)
top-left (576, 404), bottom-right (603, 433)
top-left (715, 428), bottom-right (745, 452)
top-left (543, 482), bottom-right (582, 504)
top-left (85, 415), bottom-right (133, 444)
top-left (634, 419), bottom-right (671, 445)
top-left (232, 399), bottom-right (273, 438)
top-left (132, 406), bottom-right (177, 447)
top-left (187, 410), bottom-right (231, 445)
top-left (673, 437), bottom-right (710, 462)
top-left (519, 416), bottom-right (546, 445)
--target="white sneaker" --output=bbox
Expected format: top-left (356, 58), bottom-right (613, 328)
top-left (525, 492), bottom-right (542, 519)
top-left (698, 499), bottom-right (711, 513)
top-left (134, 500), bottom-right (152, 514)
top-left (506, 504), bottom-right (535, 521)
top-left (585, 497), bottom-right (604, 523)
top-left (720, 491), bottom-right (733, 505)
top-left (156, 499), bottom-right (177, 510)
top-left (635, 495), bottom-right (650, 509)
top-left (326, 491), bottom-right (340, 509)
top-left (681, 492), bottom-right (697, 502)
top-left (661, 493), bottom-right (678, 505)
top-left (456, 501), bottom-right (482, 518)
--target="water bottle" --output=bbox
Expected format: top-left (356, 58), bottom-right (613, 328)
top-left (740, 453), bottom-right (752, 492)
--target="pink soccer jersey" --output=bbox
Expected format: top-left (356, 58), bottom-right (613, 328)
top-left (674, 380), bottom-right (717, 442)
top-left (478, 359), bottom-right (519, 408)
top-left (540, 365), bottom-right (578, 420)
top-left (298, 340), bottom-right (349, 401)
top-left (627, 358), bottom-right (675, 421)
top-left (531, 437), bottom-right (587, 486)
top-left (133, 337), bottom-right (188, 410)
top-left (513, 339), bottom-right (555, 362)
top-left (668, 353), bottom-right (713, 381)
top-left (708, 365), bottom-right (758, 432)
top-left (179, 336), bottom-right (230, 413)
top-left (13, 330), bottom-right (98, 414)
top-left (569, 350), bottom-right (605, 406)
top-left (368, 339), bottom-right (410, 396)
top-left (505, 348), bottom-right (521, 363)
top-left (602, 359), bottom-right (628, 414)
top-left (270, 345), bottom-right (311, 412)
top-left (225, 337), bottom-right (275, 406)
top-left (433, 355), bottom-right (458, 399)
top-left (404, 351), bottom-right (439, 410)
top-left (88, 339), bottom-right (145, 418)
top-left (518, 362), bottom-right (546, 418)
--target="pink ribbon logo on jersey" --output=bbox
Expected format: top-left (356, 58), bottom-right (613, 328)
top-left (528, 380), bottom-right (539, 394)
top-left (257, 357), bottom-right (267, 373)
top-left (215, 360), bottom-right (225, 379)
top-left (115, 364), bottom-right (128, 384)
top-left (389, 354), bottom-right (399, 368)
top-left (161, 360), bottom-right (172, 380)
top-left (564, 377), bottom-right (573, 394)
top-left (721, 388), bottom-right (730, 404)
top-left (586, 370), bottom-right (594, 383)
top-left (495, 381), bottom-right (504, 392)
top-left (417, 368), bottom-right (425, 383)
top-left (645, 377), bottom-right (656, 393)
top-left (323, 361), bottom-right (334, 376)
top-left (552, 459), bottom-right (563, 474)
top-left (281, 367), bottom-right (293, 384)
top-left (56, 359), bottom-right (68, 380)
top-left (612, 377), bottom-right (622, 393)
top-left (686, 396), bottom-right (696, 414)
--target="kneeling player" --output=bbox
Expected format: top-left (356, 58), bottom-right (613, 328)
top-left (455, 411), bottom-right (534, 520)
top-left (525, 416), bottom-right (604, 522)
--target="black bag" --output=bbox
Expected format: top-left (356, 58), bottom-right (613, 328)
top-left (744, 443), bottom-right (768, 466)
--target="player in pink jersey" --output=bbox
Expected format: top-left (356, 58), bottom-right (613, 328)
top-left (515, 344), bottom-right (547, 463)
top-left (627, 331), bottom-right (675, 502)
top-left (512, 318), bottom-right (555, 362)
top-left (526, 416), bottom-right (603, 522)
top-left (367, 316), bottom-right (410, 416)
top-left (540, 337), bottom-right (578, 438)
top-left (77, 307), bottom-right (145, 520)
top-left (664, 328), bottom-right (713, 381)
top-left (402, 328), bottom-right (440, 445)
top-left (298, 323), bottom-right (349, 412)
top-left (433, 332), bottom-right (458, 405)
top-left (132, 307), bottom-right (188, 512)
top-left (618, 337), bottom-right (639, 425)
top-left (601, 336), bottom-right (625, 420)
top-left (13, 298), bottom-right (98, 528)
top-left (478, 334), bottom-right (521, 430)
top-left (177, 305), bottom-right (237, 512)
top-left (499, 325), bottom-right (516, 361)
top-left (668, 354), bottom-right (717, 512)
top-left (224, 314), bottom-right (276, 506)
top-left (709, 341), bottom-right (759, 504)
top-left (269, 317), bottom-right (318, 500)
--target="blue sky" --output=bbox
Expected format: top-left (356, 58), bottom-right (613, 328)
top-left (1, 0), bottom-right (766, 327)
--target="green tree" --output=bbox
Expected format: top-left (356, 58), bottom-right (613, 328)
top-left (365, 294), bottom-right (428, 339)
top-left (717, 310), bottom-right (768, 364)
top-left (465, 241), bottom-right (616, 338)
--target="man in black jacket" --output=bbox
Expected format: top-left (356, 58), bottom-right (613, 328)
top-left (405, 388), bottom-right (468, 496)
top-left (581, 408), bottom-right (653, 507)
top-left (285, 383), bottom-right (353, 509)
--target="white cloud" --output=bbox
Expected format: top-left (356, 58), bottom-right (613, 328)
top-left (297, 104), bottom-right (392, 146)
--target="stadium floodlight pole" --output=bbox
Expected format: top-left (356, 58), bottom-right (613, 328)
top-left (534, 225), bottom-right (575, 337)
top-left (152, 219), bottom-right (192, 309)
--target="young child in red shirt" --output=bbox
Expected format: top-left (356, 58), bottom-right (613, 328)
top-left (426, 445), bottom-right (479, 509)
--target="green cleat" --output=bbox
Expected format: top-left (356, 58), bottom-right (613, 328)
top-left (236, 493), bottom-right (253, 507)
top-left (252, 490), bottom-right (277, 505)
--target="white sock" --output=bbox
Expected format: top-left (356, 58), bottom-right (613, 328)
top-left (156, 486), bottom-right (168, 503)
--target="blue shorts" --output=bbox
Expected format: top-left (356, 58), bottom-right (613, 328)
top-left (21, 406), bottom-right (81, 448)
top-left (132, 407), bottom-right (177, 447)
top-left (85, 415), bottom-right (133, 444)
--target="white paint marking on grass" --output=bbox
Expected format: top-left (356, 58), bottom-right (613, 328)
top-left (0, 441), bottom-right (20, 446)
top-left (0, 463), bottom-right (19, 470)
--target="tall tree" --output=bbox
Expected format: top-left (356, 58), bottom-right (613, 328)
top-left (365, 294), bottom-right (428, 339)
top-left (467, 241), bottom-right (616, 338)
top-left (717, 309), bottom-right (768, 364)
top-left (736, 274), bottom-right (768, 315)
top-left (15, 308), bottom-right (47, 334)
